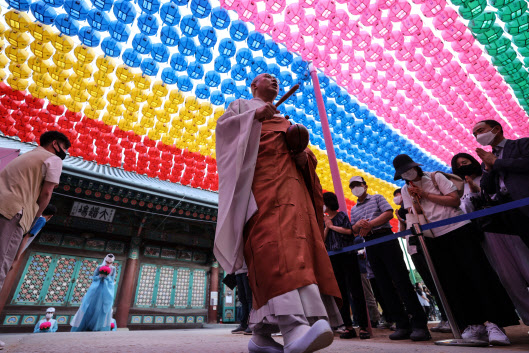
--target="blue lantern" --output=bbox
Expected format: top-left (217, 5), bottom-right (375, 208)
top-left (218, 38), bottom-right (236, 57)
top-left (195, 84), bottom-right (210, 99)
top-left (64, 0), bottom-right (90, 21)
top-left (113, 0), bottom-right (137, 24)
top-left (161, 26), bottom-right (179, 47)
top-left (161, 67), bottom-right (178, 84)
top-left (204, 71), bottom-right (221, 87)
top-left (326, 83), bottom-right (341, 98)
top-left (214, 56), bottom-right (231, 73)
top-left (236, 48), bottom-right (253, 67)
top-left (178, 37), bottom-right (196, 56)
top-left (191, 0), bottom-right (211, 18)
top-left (247, 31), bottom-right (266, 51)
top-left (238, 86), bottom-right (252, 99)
top-left (172, 0), bottom-right (188, 6)
top-left (54, 14), bottom-right (80, 36)
top-left (276, 48), bottom-right (293, 67)
top-left (302, 85), bottom-right (315, 100)
top-left (251, 57), bottom-right (268, 74)
top-left (291, 57), bottom-right (308, 75)
top-left (170, 53), bottom-right (188, 71)
top-left (279, 71), bottom-right (293, 86)
top-left (138, 13), bottom-right (160, 36)
top-left (78, 26), bottom-right (101, 47)
top-left (246, 71), bottom-right (257, 86)
top-left (109, 21), bottom-right (131, 42)
top-left (180, 15), bottom-right (201, 37)
top-left (160, 2), bottom-right (181, 26)
top-left (221, 79), bottom-right (236, 94)
top-left (43, 0), bottom-right (64, 7)
top-left (177, 75), bottom-right (193, 92)
top-left (101, 37), bottom-right (122, 57)
top-left (30, 1), bottom-right (57, 25)
top-left (336, 90), bottom-right (351, 106)
top-left (262, 39), bottom-right (280, 58)
top-left (267, 63), bottom-right (280, 77)
top-left (122, 48), bottom-right (142, 67)
top-left (225, 97), bottom-right (236, 109)
top-left (210, 90), bottom-right (225, 106)
top-left (229, 20), bottom-right (249, 41)
top-left (132, 33), bottom-right (152, 54)
top-left (187, 61), bottom-right (204, 79)
top-left (231, 64), bottom-right (247, 81)
top-left (198, 26), bottom-right (217, 48)
top-left (140, 58), bottom-right (159, 76)
top-left (210, 7), bottom-right (230, 30)
top-left (88, 9), bottom-right (110, 31)
top-left (91, 0), bottom-right (113, 11)
top-left (151, 43), bottom-right (170, 63)
top-left (6, 0), bottom-right (32, 11)
top-left (195, 46), bottom-right (213, 64)
top-left (317, 73), bottom-right (329, 88)
top-left (139, 0), bottom-right (161, 15)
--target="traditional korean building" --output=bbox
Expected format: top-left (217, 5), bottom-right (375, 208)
top-left (0, 136), bottom-right (227, 332)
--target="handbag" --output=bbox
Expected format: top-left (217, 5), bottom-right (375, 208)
top-left (470, 191), bottom-right (519, 235)
top-left (405, 194), bottom-right (435, 239)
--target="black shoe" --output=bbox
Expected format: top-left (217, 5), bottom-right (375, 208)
top-left (340, 328), bottom-right (357, 339)
top-left (370, 321), bottom-right (379, 329)
top-left (410, 328), bottom-right (431, 341)
top-left (389, 329), bottom-right (412, 340)
top-left (243, 327), bottom-right (253, 335)
top-left (231, 325), bottom-right (247, 334)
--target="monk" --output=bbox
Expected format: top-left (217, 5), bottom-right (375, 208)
top-left (214, 73), bottom-right (342, 353)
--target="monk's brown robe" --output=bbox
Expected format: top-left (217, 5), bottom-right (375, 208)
top-left (243, 115), bottom-right (341, 309)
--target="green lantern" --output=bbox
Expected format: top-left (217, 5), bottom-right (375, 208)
top-left (451, 0), bottom-right (467, 6)
top-left (489, 0), bottom-right (515, 9)
top-left (505, 14), bottom-right (529, 35)
top-left (485, 36), bottom-right (512, 55)
top-left (459, 0), bottom-right (487, 20)
top-left (492, 48), bottom-right (518, 66)
top-left (497, 59), bottom-right (523, 75)
top-left (513, 31), bottom-right (529, 48)
top-left (504, 70), bottom-right (529, 85)
top-left (476, 25), bottom-right (503, 45)
top-left (469, 12), bottom-right (496, 33)
top-left (519, 46), bottom-right (529, 57)
top-left (525, 56), bottom-right (529, 66)
top-left (498, 0), bottom-right (528, 22)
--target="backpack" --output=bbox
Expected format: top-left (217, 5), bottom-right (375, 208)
top-left (430, 171), bottom-right (465, 198)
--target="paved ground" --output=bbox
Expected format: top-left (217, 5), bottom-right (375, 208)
top-left (1, 324), bottom-right (528, 352)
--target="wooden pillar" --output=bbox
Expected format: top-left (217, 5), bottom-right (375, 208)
top-left (116, 216), bottom-right (145, 328)
top-left (208, 262), bottom-right (219, 323)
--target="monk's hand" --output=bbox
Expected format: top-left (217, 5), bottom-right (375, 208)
top-left (254, 103), bottom-right (279, 122)
top-left (292, 150), bottom-right (307, 167)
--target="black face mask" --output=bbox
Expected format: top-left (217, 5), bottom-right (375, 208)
top-left (53, 143), bottom-right (67, 160)
top-left (457, 164), bottom-right (480, 177)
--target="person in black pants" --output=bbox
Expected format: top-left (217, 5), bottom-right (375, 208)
top-left (349, 176), bottom-right (430, 341)
top-left (323, 192), bottom-right (370, 339)
top-left (231, 264), bottom-right (252, 335)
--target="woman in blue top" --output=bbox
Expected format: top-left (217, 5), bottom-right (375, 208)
top-left (71, 254), bottom-right (116, 332)
top-left (34, 307), bottom-right (58, 333)
top-left (323, 192), bottom-right (370, 340)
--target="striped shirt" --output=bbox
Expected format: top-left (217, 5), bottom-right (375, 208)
top-left (349, 194), bottom-right (393, 230)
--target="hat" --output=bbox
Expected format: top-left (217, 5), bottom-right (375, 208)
top-left (348, 176), bottom-right (365, 187)
top-left (393, 154), bottom-right (422, 180)
top-left (46, 307), bottom-right (55, 313)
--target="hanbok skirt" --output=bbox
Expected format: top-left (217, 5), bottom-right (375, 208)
top-left (71, 276), bottom-right (114, 332)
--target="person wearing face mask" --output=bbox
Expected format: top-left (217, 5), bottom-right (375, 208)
top-left (394, 154), bottom-right (519, 346)
top-left (34, 307), bottom-right (58, 333)
top-left (452, 153), bottom-right (529, 327)
top-left (348, 176), bottom-right (430, 342)
top-left (0, 131), bottom-right (70, 293)
top-left (472, 120), bottom-right (529, 248)
top-left (71, 254), bottom-right (117, 332)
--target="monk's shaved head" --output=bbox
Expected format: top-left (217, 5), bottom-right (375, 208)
top-left (251, 74), bottom-right (265, 96)
top-left (251, 73), bottom-right (279, 102)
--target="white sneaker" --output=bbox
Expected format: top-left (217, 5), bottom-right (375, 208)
top-left (485, 322), bottom-right (511, 346)
top-left (461, 325), bottom-right (487, 341)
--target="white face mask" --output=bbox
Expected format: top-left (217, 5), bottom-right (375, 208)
top-left (401, 168), bottom-right (418, 181)
top-left (393, 195), bottom-right (403, 205)
top-left (351, 186), bottom-right (366, 197)
top-left (476, 129), bottom-right (498, 146)
top-left (46, 313), bottom-right (53, 319)
top-left (323, 205), bottom-right (327, 213)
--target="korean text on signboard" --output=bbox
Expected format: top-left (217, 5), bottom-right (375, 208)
top-left (70, 201), bottom-right (116, 223)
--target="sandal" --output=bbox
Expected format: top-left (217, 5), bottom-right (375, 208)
top-left (359, 328), bottom-right (371, 340)
top-left (339, 328), bottom-right (357, 339)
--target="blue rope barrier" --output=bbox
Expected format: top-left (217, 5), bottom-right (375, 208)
top-left (328, 196), bottom-right (529, 256)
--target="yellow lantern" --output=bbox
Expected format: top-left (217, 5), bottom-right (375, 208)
top-left (52, 52), bottom-right (75, 70)
top-left (5, 45), bottom-right (29, 64)
top-left (72, 61), bottom-right (93, 79)
top-left (169, 89), bottom-right (184, 105)
top-left (214, 107), bottom-right (225, 119)
top-left (68, 74), bottom-right (88, 91)
top-left (152, 80), bottom-right (168, 97)
top-left (48, 65), bottom-right (69, 82)
top-left (88, 96), bottom-right (106, 110)
top-left (107, 104), bottom-right (125, 117)
top-left (154, 121), bottom-right (169, 134)
top-left (134, 73), bottom-right (151, 90)
top-left (142, 105), bottom-right (157, 119)
top-left (93, 70), bottom-right (113, 87)
top-left (8, 63), bottom-right (31, 79)
top-left (118, 118), bottom-right (134, 131)
top-left (148, 129), bottom-right (162, 141)
top-left (133, 123), bottom-right (147, 136)
top-left (65, 97), bottom-right (83, 112)
top-left (146, 93), bottom-right (162, 108)
top-left (168, 126), bottom-right (181, 138)
top-left (140, 116), bottom-right (154, 128)
top-left (0, 39), bottom-right (5, 52)
top-left (123, 111), bottom-right (138, 123)
top-left (171, 117), bottom-right (184, 128)
top-left (5, 10), bottom-right (32, 31)
top-left (71, 88), bottom-right (89, 103)
top-left (163, 99), bottom-right (179, 114)
top-left (51, 33), bottom-right (74, 53)
top-left (0, 70), bottom-right (6, 81)
top-left (33, 72), bottom-right (53, 88)
top-left (74, 45), bottom-right (96, 64)
top-left (106, 90), bottom-right (124, 106)
top-left (156, 110), bottom-right (171, 123)
top-left (131, 88), bottom-right (147, 103)
top-left (47, 91), bottom-right (66, 106)
top-left (123, 97), bottom-right (139, 112)
top-left (84, 105), bottom-right (101, 120)
top-left (185, 96), bottom-right (200, 111)
top-left (115, 65), bottom-right (134, 82)
top-left (87, 82), bottom-right (105, 98)
top-left (114, 80), bottom-right (132, 95)
top-left (28, 83), bottom-right (49, 99)
top-left (95, 55), bottom-right (116, 73)
top-left (4, 29), bottom-right (31, 48)
top-left (0, 54), bottom-right (8, 69)
top-left (27, 56), bottom-right (50, 73)
top-left (52, 80), bottom-right (72, 95)
top-left (29, 23), bottom-right (53, 43)
top-left (0, 22), bottom-right (5, 38)
top-left (198, 102), bottom-right (213, 117)
top-left (29, 41), bottom-right (53, 60)
top-left (102, 112), bottom-right (119, 126)
top-left (161, 134), bottom-right (174, 146)
top-left (7, 75), bottom-right (29, 90)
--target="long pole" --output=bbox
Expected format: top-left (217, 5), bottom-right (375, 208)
top-left (309, 63), bottom-right (348, 213)
top-left (399, 238), bottom-right (417, 283)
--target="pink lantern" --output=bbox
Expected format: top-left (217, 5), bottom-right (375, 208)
top-left (449, 72), bottom-right (468, 86)
top-left (400, 15), bottom-right (423, 36)
top-left (313, 51), bottom-right (330, 68)
top-left (377, 105), bottom-right (393, 118)
top-left (360, 66), bottom-right (378, 82)
top-left (338, 46), bottom-right (354, 63)
top-left (315, 0), bottom-right (336, 20)
top-left (390, 93), bottom-right (406, 105)
top-left (235, 0), bottom-right (258, 21)
top-left (371, 76), bottom-right (388, 91)
top-left (376, 54), bottom-right (395, 71)
top-left (423, 73), bottom-right (442, 89)
top-left (324, 34), bottom-right (343, 54)
top-left (381, 85), bottom-right (397, 99)
top-left (372, 17), bottom-right (393, 38)
top-left (413, 92), bottom-right (429, 106)
top-left (358, 89), bottom-right (374, 104)
top-left (406, 54), bottom-right (426, 71)
top-left (265, 0), bottom-right (286, 14)
top-left (411, 28), bottom-right (434, 48)
top-left (370, 96), bottom-right (384, 110)
top-left (340, 20), bottom-right (360, 41)
top-left (315, 25), bottom-right (333, 45)
top-left (349, 56), bottom-right (366, 73)
top-left (459, 46), bottom-right (482, 64)
top-left (467, 58), bottom-right (491, 75)
top-left (377, 0), bottom-right (398, 10)
top-left (352, 31), bottom-right (372, 51)
top-left (254, 12), bottom-right (275, 33)
top-left (324, 59), bottom-right (341, 76)
top-left (455, 80), bottom-right (477, 94)
top-left (421, 0), bottom-right (446, 17)
top-left (395, 42), bottom-right (416, 61)
top-left (406, 83), bottom-right (423, 99)
top-left (396, 74), bottom-right (414, 90)
top-left (433, 8), bottom-right (458, 30)
top-left (285, 31), bottom-right (305, 52)
top-left (299, 14), bottom-right (319, 36)
top-left (442, 22), bottom-right (466, 42)
top-left (476, 67), bottom-right (496, 81)
top-left (347, 0), bottom-right (370, 15)
top-left (271, 22), bottom-right (290, 43)
top-left (301, 41), bottom-right (319, 61)
top-left (220, 0), bottom-right (237, 10)
top-left (431, 49), bottom-right (453, 68)
top-left (348, 80), bottom-right (364, 95)
top-left (285, 3), bottom-right (305, 24)
top-left (440, 61), bottom-right (462, 78)
top-left (451, 33), bottom-right (475, 53)
top-left (361, 5), bottom-right (382, 26)
top-left (384, 31), bottom-right (404, 50)
top-left (299, 0), bottom-right (317, 8)
top-left (416, 64), bottom-right (435, 81)
top-left (336, 70), bottom-right (352, 86)
top-left (385, 65), bottom-right (404, 81)
top-left (422, 99), bottom-right (439, 112)
top-left (432, 86), bottom-right (450, 98)
top-left (389, 1), bottom-right (411, 22)
top-left (365, 43), bottom-right (384, 62)
top-left (329, 9), bottom-right (349, 30)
